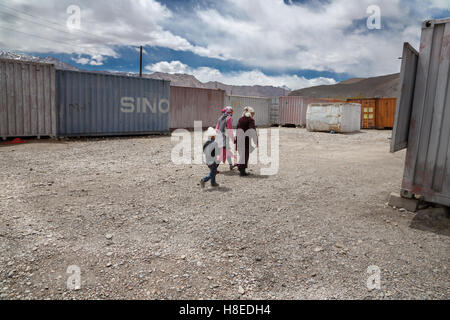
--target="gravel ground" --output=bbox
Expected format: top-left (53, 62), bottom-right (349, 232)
top-left (0, 128), bottom-right (449, 300)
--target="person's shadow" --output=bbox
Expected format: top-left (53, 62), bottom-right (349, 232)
top-left (221, 171), bottom-right (270, 179)
top-left (244, 173), bottom-right (270, 179)
top-left (204, 186), bottom-right (232, 193)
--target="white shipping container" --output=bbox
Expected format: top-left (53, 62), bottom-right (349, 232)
top-left (225, 95), bottom-right (270, 127)
top-left (306, 103), bottom-right (361, 133)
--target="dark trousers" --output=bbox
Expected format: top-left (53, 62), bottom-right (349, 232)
top-left (203, 163), bottom-right (219, 184)
top-left (237, 140), bottom-right (250, 171)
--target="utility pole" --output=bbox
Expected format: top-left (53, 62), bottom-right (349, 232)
top-left (139, 46), bottom-right (143, 77)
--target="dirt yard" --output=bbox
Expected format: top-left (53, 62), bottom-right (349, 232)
top-left (0, 128), bottom-right (448, 300)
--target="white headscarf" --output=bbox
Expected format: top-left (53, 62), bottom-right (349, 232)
top-left (205, 127), bottom-right (217, 138)
top-left (243, 106), bottom-right (255, 117)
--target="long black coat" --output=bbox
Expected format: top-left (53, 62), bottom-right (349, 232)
top-left (236, 116), bottom-right (257, 169)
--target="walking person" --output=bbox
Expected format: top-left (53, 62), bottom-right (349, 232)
top-left (215, 106), bottom-right (236, 170)
top-left (235, 107), bottom-right (258, 177)
top-left (200, 127), bottom-right (220, 188)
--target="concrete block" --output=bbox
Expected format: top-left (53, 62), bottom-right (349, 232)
top-left (388, 192), bottom-right (419, 212)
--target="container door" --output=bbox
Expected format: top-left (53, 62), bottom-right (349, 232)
top-left (376, 98), bottom-right (397, 129)
top-left (390, 42), bottom-right (419, 152)
top-left (361, 100), bottom-right (375, 129)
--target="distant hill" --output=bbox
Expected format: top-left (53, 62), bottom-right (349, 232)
top-left (0, 51), bottom-right (288, 98)
top-left (0, 51), bottom-right (79, 71)
top-left (289, 73), bottom-right (400, 99)
top-left (144, 72), bottom-right (288, 97)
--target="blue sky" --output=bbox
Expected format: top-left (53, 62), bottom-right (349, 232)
top-left (0, 0), bottom-right (449, 90)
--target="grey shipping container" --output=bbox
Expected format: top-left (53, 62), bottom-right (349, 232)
top-left (270, 97), bottom-right (280, 125)
top-left (225, 95), bottom-right (271, 127)
top-left (0, 59), bottom-right (56, 139)
top-left (391, 18), bottom-right (450, 207)
top-left (56, 70), bottom-right (170, 136)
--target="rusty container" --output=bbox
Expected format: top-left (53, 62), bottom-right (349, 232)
top-left (347, 98), bottom-right (376, 129)
top-left (170, 86), bottom-right (225, 129)
top-left (375, 98), bottom-right (397, 129)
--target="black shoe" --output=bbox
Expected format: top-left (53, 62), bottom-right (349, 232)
top-left (211, 182), bottom-right (220, 187)
top-left (239, 169), bottom-right (249, 176)
top-left (200, 179), bottom-right (205, 189)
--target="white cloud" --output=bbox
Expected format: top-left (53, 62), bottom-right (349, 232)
top-left (72, 54), bottom-right (105, 66)
top-left (427, 0), bottom-right (450, 9)
top-left (0, 0), bottom-right (214, 62)
top-left (0, 0), bottom-right (446, 80)
top-left (168, 0), bottom-right (440, 76)
top-left (72, 57), bottom-right (90, 65)
top-left (146, 60), bottom-right (336, 89)
top-left (145, 60), bottom-right (189, 73)
top-left (197, 0), bottom-right (415, 76)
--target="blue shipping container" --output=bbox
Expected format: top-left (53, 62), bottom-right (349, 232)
top-left (56, 70), bottom-right (170, 136)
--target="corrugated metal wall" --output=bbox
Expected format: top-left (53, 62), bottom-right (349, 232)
top-left (375, 98), bottom-right (396, 129)
top-left (56, 70), bottom-right (170, 136)
top-left (391, 43), bottom-right (419, 152)
top-left (225, 95), bottom-right (271, 127)
top-left (306, 103), bottom-right (361, 133)
top-left (397, 18), bottom-right (450, 206)
top-left (280, 96), bottom-right (343, 126)
top-left (0, 59), bottom-right (56, 139)
top-left (170, 86), bottom-right (225, 129)
top-left (270, 97), bottom-right (280, 125)
top-left (347, 98), bottom-right (397, 129)
top-left (279, 96), bottom-right (304, 126)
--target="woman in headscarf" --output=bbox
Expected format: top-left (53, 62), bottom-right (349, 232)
top-left (215, 106), bottom-right (236, 170)
top-left (235, 106), bottom-right (258, 176)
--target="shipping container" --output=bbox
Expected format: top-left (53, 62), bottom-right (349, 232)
top-left (279, 96), bottom-right (344, 127)
top-left (375, 98), bottom-right (397, 129)
top-left (56, 70), bottom-right (170, 136)
top-left (0, 59), bottom-right (56, 139)
top-left (347, 98), bottom-right (376, 129)
top-left (225, 95), bottom-right (271, 127)
top-left (170, 86), bottom-right (225, 129)
top-left (306, 103), bottom-right (361, 133)
top-left (391, 18), bottom-right (450, 207)
top-left (347, 98), bottom-right (397, 129)
top-left (269, 97), bottom-right (280, 125)
top-left (279, 96), bottom-right (304, 126)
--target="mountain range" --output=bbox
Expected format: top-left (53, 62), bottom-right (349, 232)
top-left (289, 73), bottom-right (400, 99)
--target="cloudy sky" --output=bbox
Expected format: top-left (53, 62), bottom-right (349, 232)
top-left (0, 0), bottom-right (449, 90)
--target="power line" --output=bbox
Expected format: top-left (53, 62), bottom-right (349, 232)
top-left (0, 3), bottom-right (149, 66)
top-left (0, 9), bottom-right (86, 42)
top-left (0, 3), bottom-right (116, 44)
top-left (0, 25), bottom-right (102, 57)
top-left (0, 3), bottom-right (71, 28)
